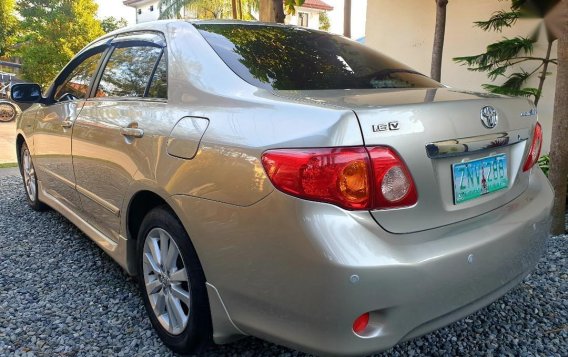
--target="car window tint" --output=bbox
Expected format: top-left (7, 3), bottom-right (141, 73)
top-left (54, 52), bottom-right (104, 101)
top-left (96, 46), bottom-right (162, 98)
top-left (147, 53), bottom-right (167, 99)
top-left (195, 24), bottom-right (443, 91)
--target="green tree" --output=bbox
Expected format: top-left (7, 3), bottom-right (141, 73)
top-left (188, 0), bottom-right (232, 19)
top-left (319, 12), bottom-right (330, 31)
top-left (17, 0), bottom-right (104, 86)
top-left (453, 0), bottom-right (558, 106)
top-left (100, 16), bottom-right (129, 33)
top-left (159, 0), bottom-right (304, 22)
top-left (0, 0), bottom-right (18, 57)
top-left (455, 0), bottom-right (567, 234)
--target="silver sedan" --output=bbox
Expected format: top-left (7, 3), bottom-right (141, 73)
top-left (11, 20), bottom-right (553, 356)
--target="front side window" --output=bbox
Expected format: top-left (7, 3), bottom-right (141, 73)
top-left (54, 51), bottom-right (104, 101)
top-left (96, 46), bottom-right (163, 98)
top-left (196, 24), bottom-right (443, 91)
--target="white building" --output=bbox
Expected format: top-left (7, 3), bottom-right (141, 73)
top-left (284, 0), bottom-right (333, 30)
top-left (123, 0), bottom-right (160, 23)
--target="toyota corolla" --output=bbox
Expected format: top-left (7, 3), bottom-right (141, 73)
top-left (11, 20), bottom-right (553, 356)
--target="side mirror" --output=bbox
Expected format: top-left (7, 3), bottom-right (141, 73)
top-left (10, 83), bottom-right (43, 103)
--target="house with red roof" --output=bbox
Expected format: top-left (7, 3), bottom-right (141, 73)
top-left (284, 0), bottom-right (334, 29)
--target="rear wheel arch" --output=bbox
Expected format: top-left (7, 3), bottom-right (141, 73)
top-left (125, 190), bottom-right (202, 277)
top-left (16, 134), bottom-right (26, 170)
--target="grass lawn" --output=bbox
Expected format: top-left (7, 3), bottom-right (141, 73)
top-left (0, 162), bottom-right (17, 168)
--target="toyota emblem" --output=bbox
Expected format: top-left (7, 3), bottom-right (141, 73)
top-left (480, 106), bottom-right (498, 129)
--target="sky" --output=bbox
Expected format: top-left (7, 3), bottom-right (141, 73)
top-left (95, 0), bottom-right (137, 24)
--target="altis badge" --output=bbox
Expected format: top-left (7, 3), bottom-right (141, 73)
top-left (372, 121), bottom-right (400, 132)
top-left (521, 108), bottom-right (537, 117)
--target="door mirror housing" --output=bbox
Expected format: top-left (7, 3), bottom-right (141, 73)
top-left (10, 83), bottom-right (43, 103)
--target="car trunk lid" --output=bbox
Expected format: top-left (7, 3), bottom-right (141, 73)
top-left (276, 88), bottom-right (538, 233)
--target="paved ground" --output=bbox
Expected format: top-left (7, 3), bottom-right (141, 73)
top-left (0, 170), bottom-right (566, 356)
top-left (0, 121), bottom-right (17, 164)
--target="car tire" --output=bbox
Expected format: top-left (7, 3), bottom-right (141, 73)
top-left (19, 142), bottom-right (47, 211)
top-left (137, 206), bottom-right (212, 355)
top-left (0, 102), bottom-right (18, 122)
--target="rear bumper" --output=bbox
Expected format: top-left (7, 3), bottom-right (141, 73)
top-left (173, 168), bottom-right (553, 356)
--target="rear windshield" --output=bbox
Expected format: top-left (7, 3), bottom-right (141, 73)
top-left (195, 23), bottom-right (442, 91)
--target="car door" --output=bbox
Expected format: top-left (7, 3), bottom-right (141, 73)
top-left (72, 32), bottom-right (168, 242)
top-left (32, 45), bottom-right (108, 209)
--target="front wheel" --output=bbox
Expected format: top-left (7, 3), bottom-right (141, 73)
top-left (137, 206), bottom-right (212, 354)
top-left (20, 143), bottom-right (47, 211)
top-left (0, 102), bottom-right (18, 122)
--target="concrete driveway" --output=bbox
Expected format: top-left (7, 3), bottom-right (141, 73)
top-left (0, 121), bottom-right (16, 164)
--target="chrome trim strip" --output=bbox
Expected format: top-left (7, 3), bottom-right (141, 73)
top-left (76, 185), bottom-right (121, 217)
top-left (41, 167), bottom-right (76, 190)
top-left (425, 128), bottom-right (531, 159)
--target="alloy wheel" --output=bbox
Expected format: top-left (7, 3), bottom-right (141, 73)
top-left (142, 228), bottom-right (191, 335)
top-left (0, 103), bottom-right (16, 122)
top-left (22, 148), bottom-right (37, 202)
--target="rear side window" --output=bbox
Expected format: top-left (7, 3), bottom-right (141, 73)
top-left (147, 53), bottom-right (167, 99)
top-left (54, 51), bottom-right (104, 101)
top-left (195, 24), bottom-right (442, 91)
top-left (96, 46), bottom-right (163, 98)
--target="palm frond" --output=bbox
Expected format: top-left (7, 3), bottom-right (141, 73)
top-left (159, 0), bottom-right (196, 19)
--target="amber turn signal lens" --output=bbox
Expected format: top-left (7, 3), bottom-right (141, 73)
top-left (339, 160), bottom-right (370, 203)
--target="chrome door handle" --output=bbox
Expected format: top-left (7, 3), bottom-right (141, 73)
top-left (61, 120), bottom-right (73, 129)
top-left (120, 127), bottom-right (144, 138)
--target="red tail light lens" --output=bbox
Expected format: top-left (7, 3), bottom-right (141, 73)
top-left (261, 148), bottom-right (371, 210)
top-left (261, 146), bottom-right (417, 210)
top-left (522, 122), bottom-right (543, 172)
top-left (353, 312), bottom-right (370, 334)
top-left (368, 147), bottom-right (418, 209)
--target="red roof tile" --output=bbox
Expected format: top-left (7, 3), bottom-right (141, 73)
top-left (298, 0), bottom-right (334, 11)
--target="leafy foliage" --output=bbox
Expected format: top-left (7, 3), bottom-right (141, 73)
top-left (454, 37), bottom-right (536, 79)
top-left (159, 0), bottom-right (302, 20)
top-left (474, 10), bottom-right (521, 31)
top-left (453, 1), bottom-right (557, 105)
top-left (187, 0), bottom-right (232, 19)
top-left (100, 17), bottom-right (129, 33)
top-left (0, 0), bottom-right (18, 56)
top-left (159, 0), bottom-right (197, 19)
top-left (319, 11), bottom-right (331, 31)
top-left (538, 154), bottom-right (550, 176)
top-left (16, 0), bottom-right (104, 87)
top-left (283, 0), bottom-right (305, 16)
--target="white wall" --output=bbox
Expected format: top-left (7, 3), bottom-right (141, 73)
top-left (326, 0), bottom-right (367, 40)
top-left (134, 0), bottom-right (160, 23)
top-left (365, 0), bottom-right (557, 152)
top-left (286, 7), bottom-right (321, 29)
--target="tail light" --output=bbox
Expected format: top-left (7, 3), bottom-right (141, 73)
top-left (261, 146), bottom-right (417, 210)
top-left (522, 122), bottom-right (542, 172)
top-left (353, 312), bottom-right (370, 334)
top-left (368, 147), bottom-right (418, 208)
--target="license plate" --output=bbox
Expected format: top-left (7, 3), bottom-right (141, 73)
top-left (452, 154), bottom-right (508, 204)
